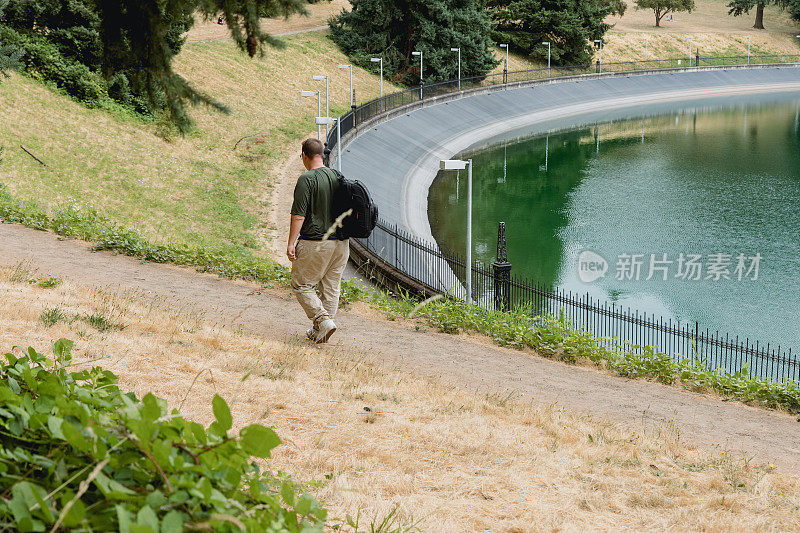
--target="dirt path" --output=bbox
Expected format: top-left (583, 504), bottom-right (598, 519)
top-left (2, 223), bottom-right (799, 471)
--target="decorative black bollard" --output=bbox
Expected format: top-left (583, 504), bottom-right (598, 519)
top-left (596, 60), bottom-right (600, 74)
top-left (323, 144), bottom-right (331, 167)
top-left (503, 68), bottom-right (507, 85)
top-left (492, 222), bottom-right (512, 312)
top-left (696, 51), bottom-right (700, 67)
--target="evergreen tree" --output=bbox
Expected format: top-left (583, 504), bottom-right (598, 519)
top-left (0, 0), bottom-right (308, 132)
top-left (633, 0), bottom-right (696, 27)
top-left (486, 0), bottom-right (626, 66)
top-left (0, 0), bottom-right (23, 83)
top-left (329, 0), bottom-right (498, 86)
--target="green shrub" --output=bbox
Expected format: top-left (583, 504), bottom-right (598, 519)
top-left (0, 339), bottom-right (326, 531)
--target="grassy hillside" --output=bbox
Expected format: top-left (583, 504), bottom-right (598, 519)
top-left (0, 31), bottom-right (390, 257)
top-left (600, 0), bottom-right (800, 63)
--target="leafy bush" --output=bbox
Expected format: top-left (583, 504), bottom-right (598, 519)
top-left (0, 339), bottom-right (326, 531)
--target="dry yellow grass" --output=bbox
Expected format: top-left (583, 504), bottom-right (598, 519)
top-left (4, 263), bottom-right (799, 531)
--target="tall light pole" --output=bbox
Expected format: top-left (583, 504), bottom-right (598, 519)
top-left (338, 64), bottom-right (354, 110)
top-left (440, 159), bottom-right (472, 303)
top-left (594, 39), bottom-right (603, 73)
top-left (797, 35), bottom-right (800, 63)
top-left (312, 74), bottom-right (329, 137)
top-left (450, 47), bottom-right (461, 91)
top-left (499, 43), bottom-right (509, 84)
top-left (745, 35), bottom-right (751, 64)
top-left (301, 89), bottom-right (321, 139)
top-left (687, 37), bottom-right (693, 67)
top-left (317, 116), bottom-right (341, 172)
top-left (370, 57), bottom-right (383, 110)
top-left (641, 37), bottom-right (648, 70)
top-left (542, 41), bottom-right (551, 78)
top-left (412, 51), bottom-right (423, 99)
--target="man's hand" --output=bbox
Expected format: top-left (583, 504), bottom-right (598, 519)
top-left (287, 214), bottom-right (305, 264)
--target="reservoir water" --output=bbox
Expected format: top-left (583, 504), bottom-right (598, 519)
top-left (428, 100), bottom-right (800, 352)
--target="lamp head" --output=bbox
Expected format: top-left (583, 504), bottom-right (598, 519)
top-left (370, 57), bottom-right (382, 62)
top-left (338, 64), bottom-right (350, 69)
top-left (499, 44), bottom-right (508, 49)
top-left (412, 51), bottom-right (421, 56)
top-left (312, 75), bottom-right (326, 81)
top-left (300, 90), bottom-right (317, 97)
top-left (315, 116), bottom-right (335, 126)
top-left (542, 41), bottom-right (550, 45)
top-left (440, 159), bottom-right (468, 170)
top-left (450, 47), bottom-right (460, 52)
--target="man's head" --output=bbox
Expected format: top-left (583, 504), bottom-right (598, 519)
top-left (301, 138), bottom-right (324, 170)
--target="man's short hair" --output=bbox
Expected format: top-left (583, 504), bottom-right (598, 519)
top-left (302, 138), bottom-right (324, 158)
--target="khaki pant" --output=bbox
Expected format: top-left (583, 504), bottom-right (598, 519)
top-left (291, 239), bottom-right (350, 327)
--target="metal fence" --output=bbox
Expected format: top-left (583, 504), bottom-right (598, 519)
top-left (336, 55), bottom-right (800, 383)
top-left (356, 222), bottom-right (799, 383)
top-left (325, 53), bottom-right (800, 154)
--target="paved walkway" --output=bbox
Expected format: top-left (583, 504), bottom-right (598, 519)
top-left (2, 222), bottom-right (798, 470)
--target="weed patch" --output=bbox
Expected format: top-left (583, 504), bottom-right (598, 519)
top-left (40, 307), bottom-right (68, 327)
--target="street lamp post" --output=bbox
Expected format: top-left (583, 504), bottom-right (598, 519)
top-left (499, 43), bottom-right (509, 84)
top-left (797, 36), bottom-right (800, 62)
top-left (412, 51), bottom-right (423, 99)
top-left (641, 37), bottom-right (648, 70)
top-left (317, 116), bottom-right (341, 172)
top-left (594, 39), bottom-right (603, 73)
top-left (440, 159), bottom-right (473, 303)
top-left (338, 64), bottom-right (354, 110)
top-left (688, 37), bottom-right (693, 67)
top-left (542, 41), bottom-right (551, 78)
top-left (312, 74), bottom-right (329, 137)
top-left (301, 90), bottom-right (321, 139)
top-left (450, 47), bottom-right (461, 91)
top-left (370, 57), bottom-right (383, 109)
top-left (746, 35), bottom-right (751, 65)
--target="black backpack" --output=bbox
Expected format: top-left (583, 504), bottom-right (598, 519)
top-left (331, 169), bottom-right (378, 239)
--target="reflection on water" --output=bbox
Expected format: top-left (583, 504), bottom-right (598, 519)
top-left (428, 101), bottom-right (800, 350)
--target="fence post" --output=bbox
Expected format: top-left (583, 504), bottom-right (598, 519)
top-left (492, 222), bottom-right (512, 312)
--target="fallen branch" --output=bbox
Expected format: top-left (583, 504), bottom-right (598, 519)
top-left (20, 145), bottom-right (46, 166)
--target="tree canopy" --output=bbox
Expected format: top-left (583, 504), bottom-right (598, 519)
top-left (486, 0), bottom-right (626, 66)
top-left (0, 0), bottom-right (309, 132)
top-left (726, 1), bottom-right (799, 29)
top-left (634, 0), bottom-right (696, 27)
top-left (329, 0), bottom-right (498, 86)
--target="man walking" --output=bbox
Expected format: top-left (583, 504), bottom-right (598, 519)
top-left (287, 138), bottom-right (349, 343)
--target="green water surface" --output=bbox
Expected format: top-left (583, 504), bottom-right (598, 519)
top-left (428, 101), bottom-right (800, 350)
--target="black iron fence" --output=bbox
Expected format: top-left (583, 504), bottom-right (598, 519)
top-left (325, 53), bottom-right (800, 155)
top-left (356, 220), bottom-right (799, 383)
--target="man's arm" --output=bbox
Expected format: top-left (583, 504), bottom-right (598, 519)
top-left (286, 214), bottom-right (305, 262)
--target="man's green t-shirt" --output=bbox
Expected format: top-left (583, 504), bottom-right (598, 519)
top-left (290, 167), bottom-right (340, 240)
